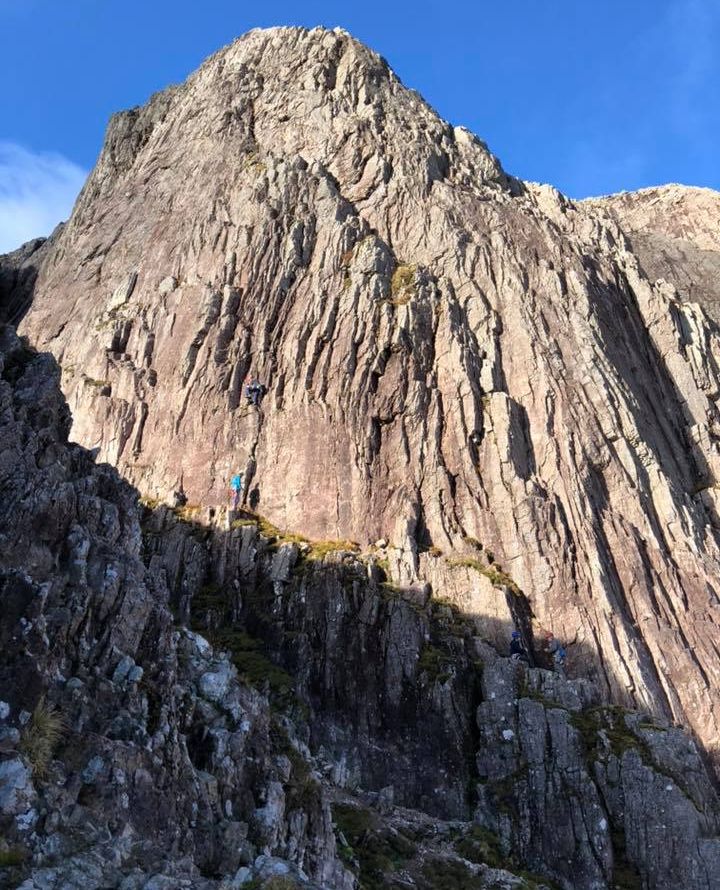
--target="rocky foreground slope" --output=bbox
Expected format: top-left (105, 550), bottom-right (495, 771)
top-left (8, 26), bottom-right (720, 782)
top-left (2, 324), bottom-right (720, 889)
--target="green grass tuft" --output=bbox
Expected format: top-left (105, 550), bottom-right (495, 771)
top-left (82, 375), bottom-right (110, 389)
top-left (19, 696), bottom-right (65, 779)
top-left (453, 825), bottom-right (504, 868)
top-left (446, 556), bottom-right (522, 594)
top-left (446, 556), bottom-right (486, 573)
top-left (188, 579), bottom-right (300, 714)
top-left (231, 514), bottom-right (361, 562)
top-left (449, 824), bottom-right (560, 889)
top-left (172, 503), bottom-right (201, 522)
top-left (389, 264), bottom-right (417, 304)
top-left (418, 645), bottom-right (453, 683)
top-left (307, 539), bottom-right (360, 559)
top-left (418, 858), bottom-right (486, 890)
top-left (262, 876), bottom-right (298, 889)
top-left (230, 517), bottom-right (258, 529)
top-left (0, 844), bottom-right (27, 867)
top-left (213, 628), bottom-right (296, 710)
top-left (333, 803), bottom-right (416, 890)
top-left (139, 495), bottom-right (161, 510)
top-left (570, 706), bottom-right (652, 765)
top-left (232, 513), bottom-right (312, 550)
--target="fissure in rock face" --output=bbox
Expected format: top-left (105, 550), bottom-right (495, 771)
top-left (2, 23), bottom-right (720, 890)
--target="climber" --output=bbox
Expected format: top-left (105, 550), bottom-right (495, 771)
top-left (510, 630), bottom-right (527, 663)
top-left (245, 378), bottom-right (266, 408)
top-left (544, 631), bottom-right (566, 672)
top-left (229, 472), bottom-right (244, 511)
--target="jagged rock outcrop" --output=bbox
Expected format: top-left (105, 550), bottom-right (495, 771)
top-left (587, 185), bottom-right (720, 319)
top-left (0, 327), bottom-right (351, 889)
top-left (114, 498), bottom-right (720, 889)
top-left (12, 26), bottom-right (720, 774)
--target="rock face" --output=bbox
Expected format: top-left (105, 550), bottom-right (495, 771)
top-left (587, 185), bottom-right (720, 320)
top-left (2, 323), bottom-right (720, 889)
top-left (13, 26), bottom-right (720, 774)
top-left (148, 510), bottom-right (720, 890)
top-left (0, 233), bottom-right (58, 326)
top-left (0, 327), bottom-right (351, 889)
top-left (4, 29), bottom-right (720, 871)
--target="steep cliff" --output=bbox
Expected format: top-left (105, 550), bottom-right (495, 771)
top-left (13, 26), bottom-right (720, 776)
top-left (2, 324), bottom-right (719, 890)
top-left (0, 326), bottom-right (351, 888)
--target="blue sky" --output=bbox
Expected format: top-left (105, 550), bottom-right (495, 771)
top-left (1, 0), bottom-right (718, 251)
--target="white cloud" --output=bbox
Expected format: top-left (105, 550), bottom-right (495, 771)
top-left (0, 141), bottom-right (87, 253)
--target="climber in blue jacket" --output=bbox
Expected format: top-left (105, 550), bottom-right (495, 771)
top-left (544, 631), bottom-right (566, 671)
top-left (230, 472), bottom-right (244, 510)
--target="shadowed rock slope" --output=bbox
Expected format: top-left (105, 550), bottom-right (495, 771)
top-left (10, 25), bottom-right (720, 809)
top-left (0, 233), bottom-right (58, 327)
top-left (2, 325), bottom-right (720, 889)
top-left (0, 327), bottom-right (350, 889)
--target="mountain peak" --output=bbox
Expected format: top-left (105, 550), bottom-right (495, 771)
top-left (80, 22), bottom-right (509, 238)
top-left (11, 27), bottom-right (720, 797)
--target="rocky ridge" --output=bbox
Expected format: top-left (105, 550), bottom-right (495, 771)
top-left (0, 326), bottom-right (348, 889)
top-left (2, 324), bottom-right (720, 889)
top-left (586, 185), bottom-right (720, 320)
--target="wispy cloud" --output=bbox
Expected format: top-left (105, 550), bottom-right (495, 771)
top-left (0, 141), bottom-right (87, 253)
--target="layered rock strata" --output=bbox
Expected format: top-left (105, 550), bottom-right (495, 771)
top-left (2, 327), bottom-right (720, 889)
top-left (149, 502), bottom-right (720, 890)
top-left (12, 26), bottom-right (720, 772)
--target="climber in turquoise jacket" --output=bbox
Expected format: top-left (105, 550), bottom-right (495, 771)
top-left (230, 472), bottom-right (244, 510)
